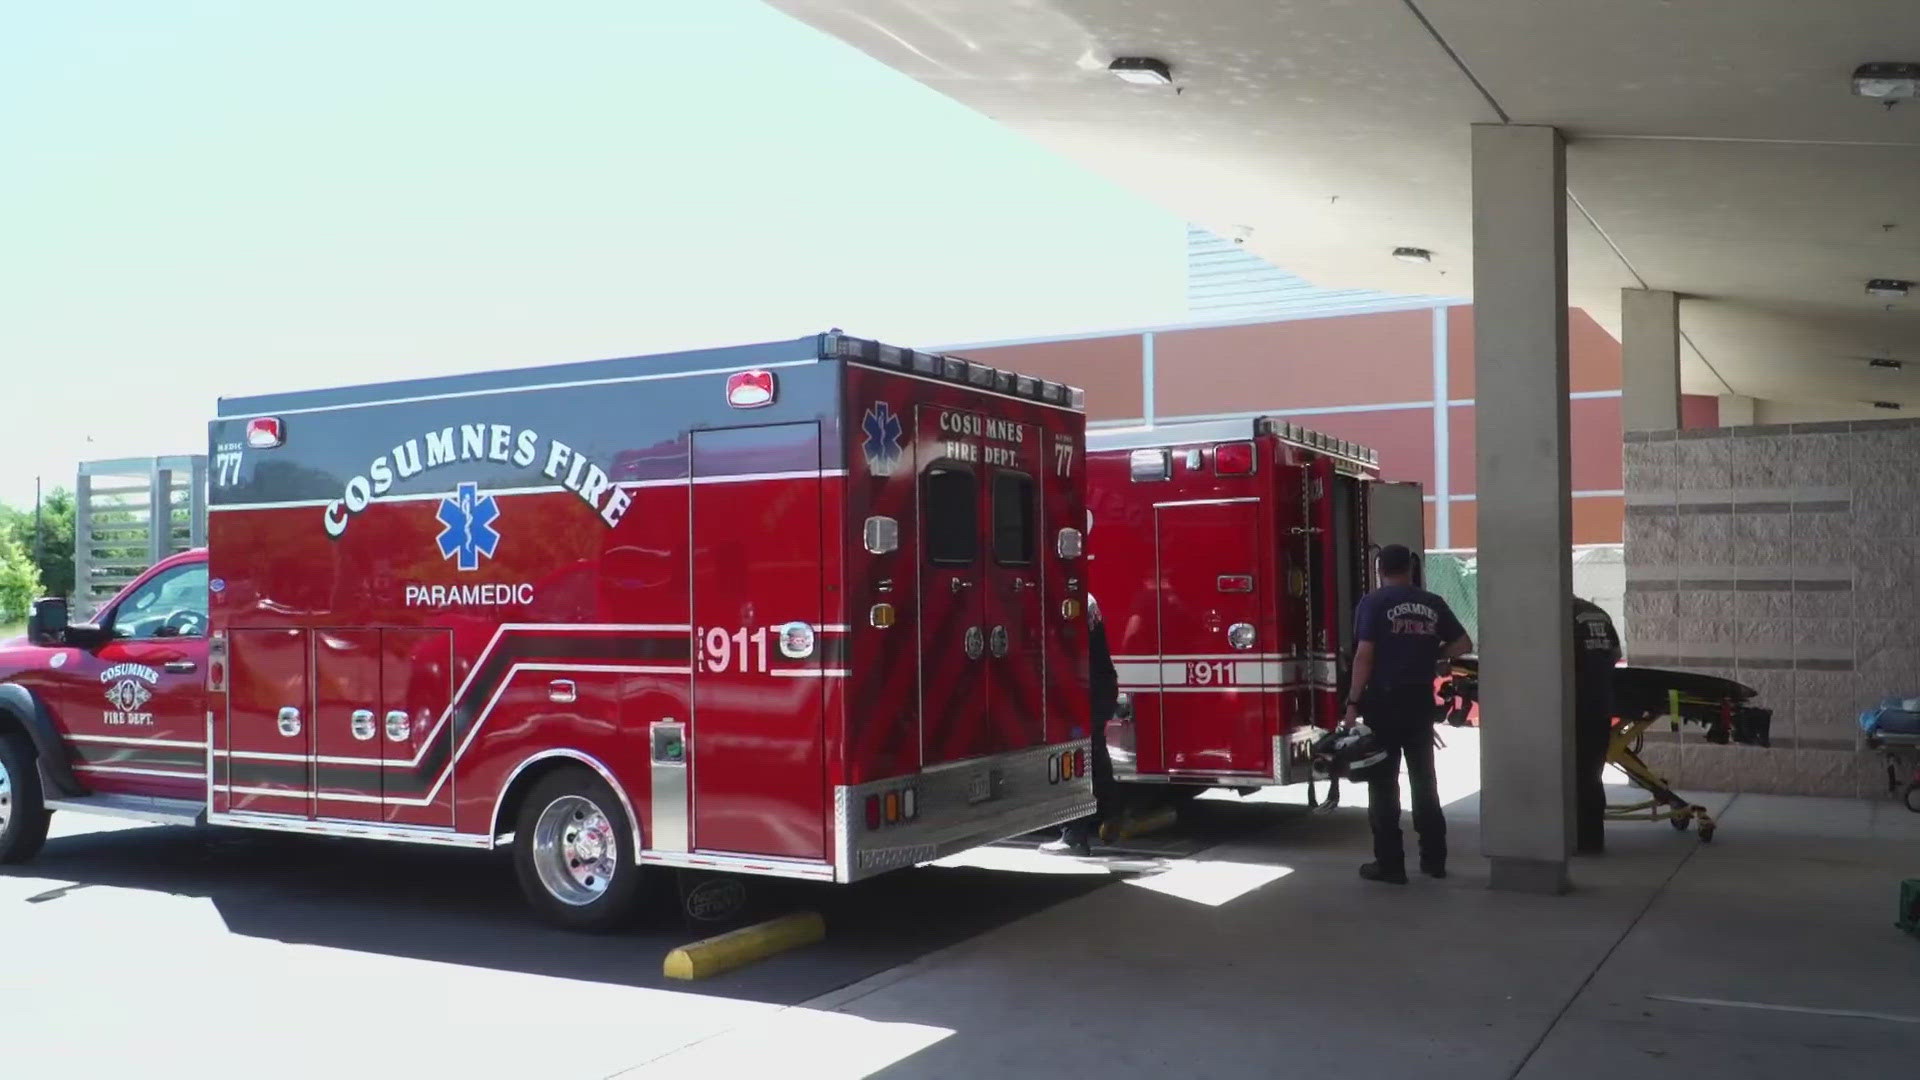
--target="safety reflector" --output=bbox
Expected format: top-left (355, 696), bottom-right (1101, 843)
top-left (865, 794), bottom-right (882, 830)
top-left (1049, 754), bottom-right (1061, 784)
top-left (901, 787), bottom-right (916, 820)
top-left (869, 603), bottom-right (896, 628)
top-left (1061, 598), bottom-right (1083, 620)
top-left (245, 417), bottom-right (284, 449)
top-left (1075, 748), bottom-right (1087, 778)
top-left (1214, 441), bottom-right (1255, 475)
top-left (885, 792), bottom-right (900, 824)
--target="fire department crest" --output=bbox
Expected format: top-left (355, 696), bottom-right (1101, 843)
top-left (100, 663), bottom-right (160, 726)
top-left (861, 402), bottom-right (904, 477)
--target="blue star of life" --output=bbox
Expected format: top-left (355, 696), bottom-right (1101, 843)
top-left (436, 482), bottom-right (502, 571)
top-left (862, 402), bottom-right (904, 476)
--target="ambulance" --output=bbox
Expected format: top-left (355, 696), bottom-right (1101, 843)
top-left (0, 332), bottom-right (1095, 928)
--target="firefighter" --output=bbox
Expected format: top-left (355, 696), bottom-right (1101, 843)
top-left (1344, 544), bottom-right (1472, 885)
top-left (1043, 593), bottom-right (1118, 856)
top-left (1573, 596), bottom-right (1622, 855)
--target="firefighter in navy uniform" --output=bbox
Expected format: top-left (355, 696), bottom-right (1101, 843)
top-left (1043, 593), bottom-right (1118, 856)
top-left (1344, 545), bottom-right (1473, 885)
top-left (1572, 597), bottom-right (1623, 854)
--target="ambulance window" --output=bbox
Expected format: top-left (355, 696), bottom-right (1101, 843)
top-left (991, 471), bottom-right (1035, 566)
top-left (923, 465), bottom-right (978, 565)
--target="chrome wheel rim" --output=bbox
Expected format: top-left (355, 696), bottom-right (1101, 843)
top-left (532, 795), bottom-right (618, 906)
top-left (0, 756), bottom-right (12, 834)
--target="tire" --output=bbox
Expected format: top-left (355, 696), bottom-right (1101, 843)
top-left (0, 733), bottom-right (52, 864)
top-left (1903, 783), bottom-right (1920, 815)
top-left (512, 767), bottom-right (645, 932)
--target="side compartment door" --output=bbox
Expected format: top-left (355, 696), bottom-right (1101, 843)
top-left (382, 629), bottom-right (454, 828)
top-left (689, 423), bottom-right (826, 859)
top-left (1154, 500), bottom-right (1271, 775)
top-left (310, 629), bottom-right (384, 822)
top-left (914, 405), bottom-right (988, 764)
top-left (225, 627), bottom-right (312, 816)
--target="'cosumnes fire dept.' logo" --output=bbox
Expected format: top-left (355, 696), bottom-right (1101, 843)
top-left (101, 663), bottom-right (160, 726)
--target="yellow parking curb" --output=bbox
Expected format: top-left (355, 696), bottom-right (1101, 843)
top-left (663, 911), bottom-right (826, 981)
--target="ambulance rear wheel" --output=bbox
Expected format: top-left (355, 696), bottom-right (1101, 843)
top-left (0, 734), bottom-right (51, 865)
top-left (513, 768), bottom-right (644, 932)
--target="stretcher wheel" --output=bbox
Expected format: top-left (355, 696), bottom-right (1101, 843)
top-left (1697, 820), bottom-right (1716, 843)
top-left (1670, 812), bottom-right (1691, 831)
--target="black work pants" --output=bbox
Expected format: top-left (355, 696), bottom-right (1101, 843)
top-left (1575, 706), bottom-right (1612, 852)
top-left (1363, 684), bottom-right (1446, 870)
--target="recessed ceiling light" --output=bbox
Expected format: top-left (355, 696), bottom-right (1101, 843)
top-left (1393, 247), bottom-right (1433, 264)
top-left (1108, 57), bottom-right (1172, 86)
top-left (1867, 278), bottom-right (1912, 298)
top-left (1853, 62), bottom-right (1920, 100)
top-left (1873, 400), bottom-right (1903, 410)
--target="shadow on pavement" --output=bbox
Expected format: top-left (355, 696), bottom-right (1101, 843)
top-left (2, 821), bottom-right (1108, 1005)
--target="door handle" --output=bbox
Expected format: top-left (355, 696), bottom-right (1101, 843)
top-left (277, 707), bottom-right (302, 737)
top-left (385, 710), bottom-right (411, 742)
top-left (548, 679), bottom-right (577, 704)
top-left (989, 625), bottom-right (1009, 658)
top-left (1010, 578), bottom-right (1034, 592)
top-left (349, 709), bottom-right (376, 741)
top-left (164, 660), bottom-right (197, 674)
top-left (964, 626), bottom-right (985, 660)
top-left (950, 577), bottom-right (972, 594)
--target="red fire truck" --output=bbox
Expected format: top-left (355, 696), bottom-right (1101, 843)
top-left (1086, 417), bottom-right (1424, 797)
top-left (0, 332), bottom-right (1096, 929)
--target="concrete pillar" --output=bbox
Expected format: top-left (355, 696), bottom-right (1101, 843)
top-left (1622, 289), bottom-right (1681, 432)
top-left (1718, 394), bottom-right (1755, 428)
top-left (1471, 124), bottom-right (1574, 895)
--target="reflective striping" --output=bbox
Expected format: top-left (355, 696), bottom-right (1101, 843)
top-left (66, 734), bottom-right (209, 749)
top-left (769, 669), bottom-right (849, 678)
top-left (211, 473), bottom-right (839, 513)
top-left (72, 764), bottom-right (204, 779)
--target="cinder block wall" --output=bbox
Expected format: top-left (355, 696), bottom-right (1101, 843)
top-left (1622, 420), bottom-right (1911, 798)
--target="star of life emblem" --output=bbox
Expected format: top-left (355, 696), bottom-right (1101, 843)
top-left (436, 482), bottom-right (502, 572)
top-left (861, 402), bottom-right (904, 477)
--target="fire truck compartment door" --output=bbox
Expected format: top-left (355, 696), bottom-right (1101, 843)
top-left (1154, 500), bottom-right (1271, 776)
top-left (689, 423), bottom-right (827, 861)
top-left (915, 405), bottom-right (990, 765)
top-left (225, 628), bottom-right (312, 816)
top-left (310, 629), bottom-right (384, 823)
top-left (381, 628), bottom-right (453, 828)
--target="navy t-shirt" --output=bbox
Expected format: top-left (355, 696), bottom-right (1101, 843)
top-left (1353, 585), bottom-right (1467, 691)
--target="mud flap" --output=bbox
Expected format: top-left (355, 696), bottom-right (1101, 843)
top-left (673, 869), bottom-right (760, 935)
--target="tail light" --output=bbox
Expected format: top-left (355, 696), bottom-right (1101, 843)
top-left (1075, 748), bottom-right (1087, 777)
top-left (1214, 441), bottom-right (1255, 475)
top-left (865, 795), bottom-right (882, 830)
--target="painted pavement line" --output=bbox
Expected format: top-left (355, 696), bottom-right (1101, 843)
top-left (1646, 995), bottom-right (1920, 1026)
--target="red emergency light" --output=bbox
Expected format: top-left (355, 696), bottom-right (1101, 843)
top-left (1214, 441), bottom-right (1255, 475)
top-left (245, 417), bottom-right (284, 449)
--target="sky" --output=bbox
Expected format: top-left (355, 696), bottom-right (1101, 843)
top-left (0, 1), bottom-right (1185, 509)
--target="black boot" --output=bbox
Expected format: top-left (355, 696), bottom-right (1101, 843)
top-left (1359, 862), bottom-right (1408, 885)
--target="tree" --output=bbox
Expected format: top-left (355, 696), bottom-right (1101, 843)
top-left (0, 531), bottom-right (42, 623)
top-left (0, 488), bottom-right (75, 600)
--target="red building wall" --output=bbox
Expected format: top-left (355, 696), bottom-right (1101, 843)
top-left (949, 304), bottom-right (1713, 548)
